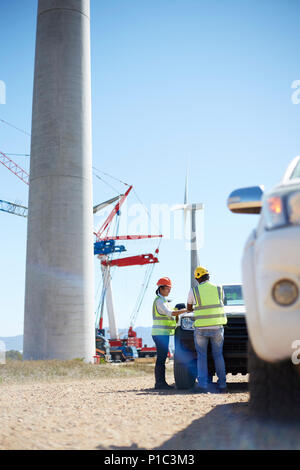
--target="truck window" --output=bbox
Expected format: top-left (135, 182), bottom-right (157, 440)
top-left (290, 160), bottom-right (300, 180)
top-left (223, 285), bottom-right (244, 306)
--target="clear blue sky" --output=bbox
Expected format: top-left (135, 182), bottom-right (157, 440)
top-left (1, 0), bottom-right (300, 336)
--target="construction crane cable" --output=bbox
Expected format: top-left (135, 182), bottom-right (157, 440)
top-left (4, 153), bottom-right (30, 157)
top-left (95, 284), bottom-right (104, 327)
top-left (0, 118), bottom-right (31, 137)
top-left (94, 173), bottom-right (121, 195)
top-left (128, 244), bottom-right (160, 327)
top-left (97, 275), bottom-right (108, 328)
top-left (95, 275), bottom-right (105, 324)
top-left (129, 261), bottom-right (157, 328)
top-left (129, 268), bottom-right (149, 326)
top-left (132, 187), bottom-right (162, 238)
top-left (92, 166), bottom-right (130, 187)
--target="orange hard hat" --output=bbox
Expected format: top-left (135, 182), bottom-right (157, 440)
top-left (157, 277), bottom-right (172, 288)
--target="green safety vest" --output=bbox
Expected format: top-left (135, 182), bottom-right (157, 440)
top-left (151, 296), bottom-right (177, 336)
top-left (193, 282), bottom-right (227, 328)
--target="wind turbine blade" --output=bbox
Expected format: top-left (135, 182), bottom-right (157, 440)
top-left (171, 204), bottom-right (187, 211)
top-left (93, 195), bottom-right (122, 214)
top-left (184, 167), bottom-right (189, 226)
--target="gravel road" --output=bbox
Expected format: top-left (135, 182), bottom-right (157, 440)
top-left (1, 368), bottom-right (299, 450)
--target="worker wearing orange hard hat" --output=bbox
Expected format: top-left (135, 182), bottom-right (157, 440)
top-left (152, 277), bottom-right (187, 389)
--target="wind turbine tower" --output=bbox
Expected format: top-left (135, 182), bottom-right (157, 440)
top-left (174, 171), bottom-right (204, 288)
top-left (23, 0), bottom-right (95, 361)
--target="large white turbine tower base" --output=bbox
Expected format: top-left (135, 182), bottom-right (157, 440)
top-left (23, 0), bottom-right (95, 361)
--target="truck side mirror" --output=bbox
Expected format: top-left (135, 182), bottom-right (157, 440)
top-left (227, 186), bottom-right (264, 214)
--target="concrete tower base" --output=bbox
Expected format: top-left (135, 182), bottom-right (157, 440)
top-left (23, 0), bottom-right (95, 361)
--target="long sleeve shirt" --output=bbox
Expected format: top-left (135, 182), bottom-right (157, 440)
top-left (155, 294), bottom-right (174, 318)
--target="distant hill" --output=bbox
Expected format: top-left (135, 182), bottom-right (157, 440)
top-left (0, 330), bottom-right (154, 352)
top-left (0, 328), bottom-right (175, 353)
top-left (0, 335), bottom-right (23, 352)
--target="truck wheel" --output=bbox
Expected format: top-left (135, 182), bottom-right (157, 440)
top-left (248, 340), bottom-right (300, 420)
top-left (174, 359), bottom-right (196, 390)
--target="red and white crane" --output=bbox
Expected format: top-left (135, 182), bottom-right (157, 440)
top-left (93, 180), bottom-right (162, 344)
top-left (0, 150), bottom-right (161, 349)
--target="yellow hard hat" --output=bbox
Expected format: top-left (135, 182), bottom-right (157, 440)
top-left (194, 266), bottom-right (209, 279)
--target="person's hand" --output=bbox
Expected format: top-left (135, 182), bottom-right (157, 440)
top-left (172, 309), bottom-right (187, 317)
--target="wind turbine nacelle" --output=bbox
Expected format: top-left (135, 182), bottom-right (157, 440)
top-left (171, 203), bottom-right (204, 211)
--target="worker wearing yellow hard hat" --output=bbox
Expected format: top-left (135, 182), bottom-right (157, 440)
top-left (152, 277), bottom-right (187, 390)
top-left (187, 266), bottom-right (227, 393)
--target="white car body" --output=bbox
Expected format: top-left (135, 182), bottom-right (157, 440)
top-left (241, 156), bottom-right (300, 363)
top-left (224, 305), bottom-right (246, 315)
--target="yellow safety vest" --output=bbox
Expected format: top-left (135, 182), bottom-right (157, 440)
top-left (193, 282), bottom-right (227, 328)
top-left (151, 296), bottom-right (177, 336)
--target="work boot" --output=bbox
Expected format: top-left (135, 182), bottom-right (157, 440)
top-left (154, 364), bottom-right (174, 390)
top-left (155, 382), bottom-right (174, 390)
top-left (193, 383), bottom-right (208, 394)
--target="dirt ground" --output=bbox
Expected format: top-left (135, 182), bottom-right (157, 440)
top-left (1, 365), bottom-right (300, 450)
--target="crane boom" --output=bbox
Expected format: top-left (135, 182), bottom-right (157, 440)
top-left (0, 200), bottom-right (28, 218)
top-left (94, 185), bottom-right (133, 240)
top-left (0, 151), bottom-right (29, 185)
top-left (100, 235), bottom-right (163, 241)
top-left (101, 253), bottom-right (159, 267)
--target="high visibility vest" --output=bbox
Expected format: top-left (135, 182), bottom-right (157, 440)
top-left (193, 282), bottom-right (227, 328)
top-left (151, 296), bottom-right (177, 336)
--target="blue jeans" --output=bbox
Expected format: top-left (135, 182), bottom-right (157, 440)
top-left (152, 335), bottom-right (170, 367)
top-left (194, 327), bottom-right (226, 389)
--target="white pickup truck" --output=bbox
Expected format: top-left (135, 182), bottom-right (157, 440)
top-left (174, 284), bottom-right (248, 390)
top-left (227, 156), bottom-right (300, 419)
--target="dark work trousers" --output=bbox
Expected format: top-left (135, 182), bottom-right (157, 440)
top-left (152, 335), bottom-right (170, 385)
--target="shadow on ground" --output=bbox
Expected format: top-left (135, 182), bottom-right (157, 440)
top-left (137, 380), bottom-right (248, 396)
top-left (157, 402), bottom-right (300, 450)
top-left (96, 402), bottom-right (300, 451)
top-left (95, 381), bottom-right (248, 396)
top-left (96, 443), bottom-right (147, 450)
